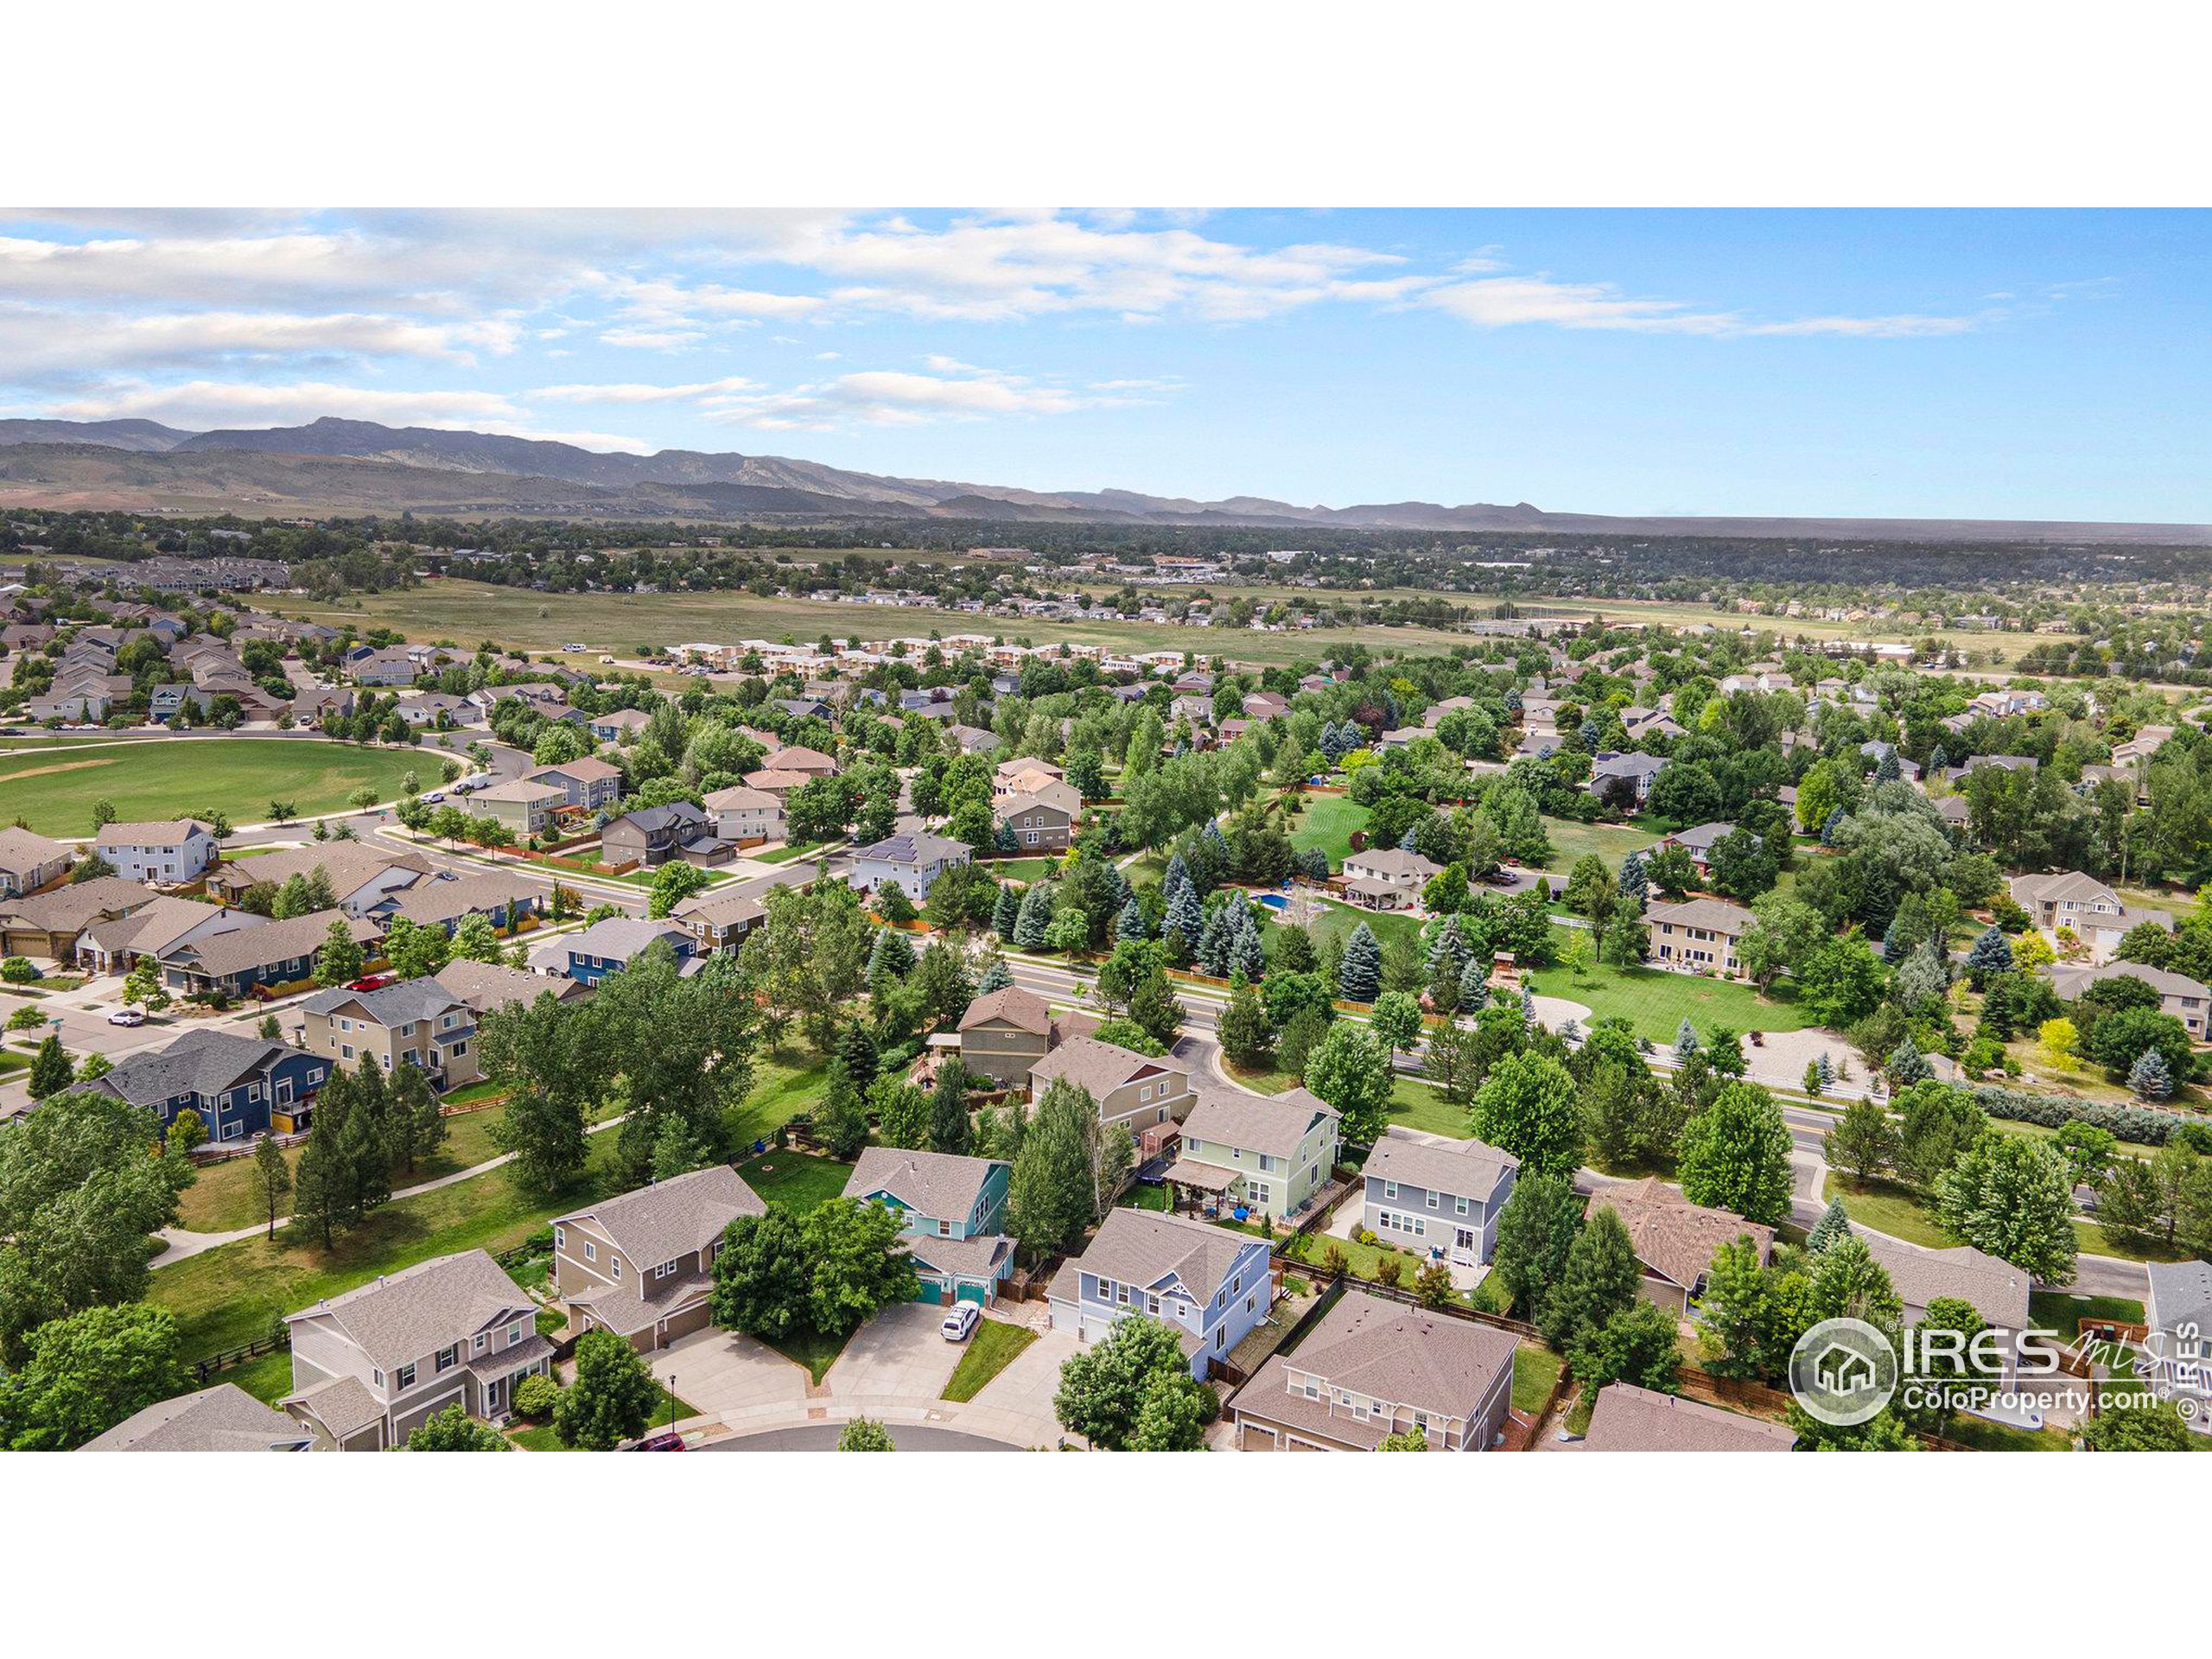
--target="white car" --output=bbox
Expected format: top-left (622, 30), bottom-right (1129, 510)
top-left (940, 1303), bottom-right (981, 1342)
top-left (108, 1007), bottom-right (147, 1027)
top-left (423, 791), bottom-right (444, 804)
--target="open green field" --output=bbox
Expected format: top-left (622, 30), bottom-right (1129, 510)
top-left (281, 580), bottom-right (1495, 671)
top-left (1287, 795), bottom-right (1367, 870)
top-left (1535, 816), bottom-right (1658, 874)
top-left (1529, 938), bottom-right (1816, 1043)
top-left (176, 1104), bottom-right (511, 1234)
top-left (0, 738), bottom-right (432, 836)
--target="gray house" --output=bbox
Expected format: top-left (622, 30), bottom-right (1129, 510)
top-left (1362, 1128), bottom-right (1519, 1268)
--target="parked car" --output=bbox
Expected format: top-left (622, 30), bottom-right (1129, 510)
top-left (348, 975), bottom-right (393, 992)
top-left (107, 1007), bottom-right (147, 1027)
top-left (626, 1431), bottom-right (686, 1452)
top-left (423, 791), bottom-right (444, 804)
top-left (941, 1303), bottom-right (981, 1342)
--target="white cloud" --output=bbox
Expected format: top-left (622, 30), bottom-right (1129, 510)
top-left (596, 326), bottom-right (709, 351)
top-left (1421, 272), bottom-right (1979, 338)
top-left (531, 377), bottom-right (759, 404)
top-left (698, 361), bottom-right (1163, 431)
top-left (0, 305), bottom-right (517, 379)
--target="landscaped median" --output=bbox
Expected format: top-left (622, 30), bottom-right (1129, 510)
top-left (942, 1318), bottom-right (1039, 1402)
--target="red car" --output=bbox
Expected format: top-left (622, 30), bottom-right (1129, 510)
top-left (348, 975), bottom-right (394, 992)
top-left (626, 1431), bottom-right (686, 1452)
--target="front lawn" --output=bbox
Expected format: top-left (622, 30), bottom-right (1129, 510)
top-left (761, 1326), bottom-right (851, 1383)
top-left (982, 857), bottom-right (1056, 882)
top-left (1385, 1077), bottom-right (1465, 1139)
top-left (1222, 1058), bottom-right (1298, 1096)
top-left (756, 840), bottom-right (830, 865)
top-left (150, 1135), bottom-right (630, 1362)
top-left (1822, 1173), bottom-right (1955, 1249)
top-left (1287, 795), bottom-right (1368, 871)
top-left (735, 1150), bottom-right (854, 1213)
top-left (1512, 1344), bottom-right (1565, 1415)
top-left (1527, 946), bottom-right (1816, 1044)
top-left (942, 1318), bottom-right (1039, 1402)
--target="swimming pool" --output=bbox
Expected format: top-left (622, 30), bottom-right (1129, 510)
top-left (1256, 893), bottom-right (1289, 911)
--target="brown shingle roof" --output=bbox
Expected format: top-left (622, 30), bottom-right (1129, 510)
top-left (1181, 1087), bottom-right (1337, 1162)
top-left (83, 1382), bottom-right (315, 1452)
top-left (844, 1147), bottom-right (1007, 1224)
top-left (1586, 1178), bottom-right (1773, 1291)
top-left (556, 1166), bottom-right (765, 1273)
top-left (1580, 1382), bottom-right (1796, 1452)
top-left (959, 984), bottom-right (1052, 1037)
top-left (283, 1249), bottom-right (534, 1370)
top-left (1027, 1034), bottom-right (1185, 1100)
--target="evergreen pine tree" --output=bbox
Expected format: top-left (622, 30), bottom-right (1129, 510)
top-left (1014, 883), bottom-right (1054, 950)
top-left (836, 1022), bottom-right (880, 1091)
top-left (1338, 921), bottom-right (1381, 1004)
top-left (929, 1061), bottom-right (971, 1154)
top-left (1964, 925), bottom-right (2015, 990)
top-left (26, 1033), bottom-right (73, 1099)
top-left (1195, 902), bottom-right (1229, 976)
top-left (1457, 956), bottom-right (1487, 1008)
top-left (1229, 905), bottom-right (1266, 980)
top-left (976, 956), bottom-right (1013, 995)
top-left (1820, 804), bottom-right (1846, 845)
top-left (1885, 1035), bottom-right (1931, 1086)
top-left (991, 883), bottom-right (1020, 939)
top-left (1617, 851), bottom-right (1649, 896)
top-left (1116, 893), bottom-right (1147, 942)
top-left (1674, 1017), bottom-right (1700, 1060)
top-left (1876, 748), bottom-right (1902, 784)
top-left (1807, 1196), bottom-right (1854, 1254)
top-left (2129, 1048), bottom-right (2175, 1102)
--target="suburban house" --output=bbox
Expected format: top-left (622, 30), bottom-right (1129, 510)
top-left (851, 830), bottom-right (972, 903)
top-left (1338, 847), bottom-right (1441, 911)
top-left (94, 818), bottom-right (219, 885)
top-left (1578, 1382), bottom-right (1796, 1452)
top-left (470, 779), bottom-right (565, 837)
top-left (1229, 1288), bottom-right (1518, 1452)
top-left (842, 1147), bottom-right (1014, 1306)
top-left (1586, 1178), bottom-right (1774, 1317)
top-left (204, 843), bottom-right (432, 918)
top-left (1643, 897), bottom-right (1755, 979)
top-left (769, 744), bottom-right (837, 778)
top-left (1861, 1235), bottom-right (2032, 1382)
top-left (2009, 871), bottom-right (2174, 963)
top-left (433, 956), bottom-right (585, 1014)
top-left (702, 783), bottom-right (785, 847)
top-left (86, 1027), bottom-right (330, 1140)
top-left (537, 916), bottom-right (697, 986)
top-left (2046, 961), bottom-right (2211, 1039)
top-left (553, 1166), bottom-right (766, 1352)
top-left (376, 870), bottom-right (542, 937)
top-left (525, 756), bottom-right (625, 812)
top-left (2113, 724), bottom-right (2177, 768)
top-left (283, 1249), bottom-right (552, 1449)
top-left (741, 766), bottom-right (814, 804)
top-left (1047, 1207), bottom-right (1274, 1378)
top-left (601, 803), bottom-right (728, 868)
top-left (74, 894), bottom-right (256, 976)
top-left (0, 876), bottom-right (162, 962)
top-left (994, 757), bottom-right (1065, 802)
top-left (298, 977), bottom-right (482, 1090)
top-left (588, 708), bottom-right (653, 744)
top-left (998, 787), bottom-right (1077, 853)
top-left (957, 984), bottom-right (1099, 1086)
top-left (1653, 821), bottom-right (1737, 873)
top-left (1028, 1034), bottom-right (1194, 1132)
top-left (1166, 1086), bottom-right (1341, 1220)
top-left (1362, 1127), bottom-right (1520, 1267)
top-left (157, 908), bottom-right (380, 1000)
top-left (2144, 1261), bottom-right (2212, 1425)
top-left (0, 825), bottom-right (72, 898)
top-left (1587, 749), bottom-right (1669, 806)
top-left (82, 1382), bottom-right (318, 1452)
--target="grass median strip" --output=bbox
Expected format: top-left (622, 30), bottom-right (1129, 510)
top-left (942, 1319), bottom-right (1039, 1402)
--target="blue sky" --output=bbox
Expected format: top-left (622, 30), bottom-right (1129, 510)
top-left (0, 207), bottom-right (2202, 520)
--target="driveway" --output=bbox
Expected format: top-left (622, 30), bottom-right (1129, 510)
top-left (822, 1301), bottom-right (966, 1405)
top-left (651, 1326), bottom-right (810, 1424)
top-left (958, 1320), bottom-right (1081, 1449)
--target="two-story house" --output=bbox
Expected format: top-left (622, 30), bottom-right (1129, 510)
top-left (534, 916), bottom-right (698, 987)
top-left (158, 908), bottom-right (380, 1000)
top-left (997, 787), bottom-right (1077, 854)
top-left (0, 875), bottom-right (162, 963)
top-left (469, 779), bottom-right (565, 838)
top-left (1586, 1179), bottom-right (1774, 1318)
top-left (851, 830), bottom-right (972, 904)
top-left (1338, 847), bottom-right (1441, 912)
top-left (1643, 897), bottom-right (1754, 979)
top-left (842, 1147), bottom-right (1014, 1306)
top-left (93, 818), bottom-right (219, 885)
top-left (2046, 961), bottom-right (2211, 1039)
top-left (283, 1249), bottom-right (552, 1449)
top-left (203, 843), bottom-right (433, 918)
top-left (525, 756), bottom-right (625, 813)
top-left (298, 977), bottom-right (481, 1090)
top-left (1168, 1087), bottom-right (1340, 1220)
top-left (0, 825), bottom-right (72, 899)
top-left (1362, 1127), bottom-right (1520, 1268)
top-left (600, 803), bottom-right (728, 868)
top-left (1028, 1034), bottom-right (1193, 1134)
top-left (1228, 1288), bottom-right (1518, 1452)
top-left (553, 1166), bottom-right (766, 1352)
top-left (957, 985), bottom-right (1099, 1087)
top-left (1047, 1208), bottom-right (1275, 1378)
top-left (702, 784), bottom-right (785, 848)
top-left (2010, 871), bottom-right (2176, 963)
top-left (86, 1027), bottom-right (330, 1141)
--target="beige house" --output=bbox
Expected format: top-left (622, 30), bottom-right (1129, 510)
top-left (957, 985), bottom-right (1097, 1085)
top-left (2046, 961), bottom-right (2210, 1039)
top-left (0, 825), bottom-right (72, 899)
top-left (82, 1382), bottom-right (317, 1452)
top-left (1166, 1086), bottom-right (1340, 1219)
top-left (1027, 1034), bottom-right (1193, 1132)
top-left (702, 783), bottom-right (785, 847)
top-left (283, 1249), bottom-right (550, 1449)
top-left (998, 788), bottom-right (1077, 854)
top-left (553, 1166), bottom-right (766, 1352)
top-left (0, 875), bottom-right (160, 962)
top-left (1643, 896), bottom-right (1754, 978)
top-left (2009, 870), bottom-right (2173, 963)
top-left (525, 756), bottom-right (625, 812)
top-left (298, 976), bottom-right (483, 1090)
top-left (1339, 847), bottom-right (1440, 910)
top-left (994, 757), bottom-right (1065, 802)
top-left (1586, 1179), bottom-right (1773, 1317)
top-left (471, 779), bottom-right (565, 836)
top-left (203, 842), bottom-right (431, 917)
top-left (1230, 1289), bottom-right (1518, 1452)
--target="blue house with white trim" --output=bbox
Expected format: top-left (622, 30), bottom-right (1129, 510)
top-left (842, 1147), bottom-right (1014, 1306)
top-left (85, 1027), bottom-right (330, 1141)
top-left (1048, 1207), bottom-right (1274, 1378)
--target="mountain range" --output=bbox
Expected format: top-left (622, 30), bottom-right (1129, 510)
top-left (0, 416), bottom-right (2202, 544)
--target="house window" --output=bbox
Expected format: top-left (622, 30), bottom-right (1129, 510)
top-left (435, 1346), bottom-right (457, 1373)
top-left (937, 1219), bottom-right (952, 1237)
top-left (372, 1370), bottom-right (384, 1389)
top-left (395, 1363), bottom-right (416, 1390)
top-left (553, 1226), bottom-right (565, 1252)
top-left (508, 1322), bottom-right (525, 1346)
top-left (1455, 1197), bottom-right (1470, 1217)
top-left (611, 1256), bottom-right (622, 1281)
top-left (1301, 1378), bottom-right (1320, 1401)
top-left (1426, 1191), bottom-right (1439, 1210)
top-left (582, 1241), bottom-right (596, 1262)
top-left (1383, 1180), bottom-right (1398, 1200)
top-left (1147, 1294), bottom-right (1161, 1315)
top-left (655, 1260), bottom-right (677, 1281)
top-left (473, 1332), bottom-right (486, 1355)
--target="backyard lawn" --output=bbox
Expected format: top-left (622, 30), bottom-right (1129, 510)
top-left (756, 840), bottom-right (831, 865)
top-left (1527, 941), bottom-right (1816, 1043)
top-left (942, 1318), bottom-right (1039, 1402)
top-left (0, 737), bottom-right (435, 836)
top-left (735, 1150), bottom-right (854, 1212)
top-left (980, 857), bottom-right (1056, 882)
top-left (2029, 1290), bottom-right (2145, 1342)
top-left (1512, 1344), bottom-right (1565, 1415)
top-left (1290, 897), bottom-right (1427, 960)
top-left (728, 1050), bottom-right (831, 1150)
top-left (150, 1135), bottom-right (631, 1362)
top-left (1286, 794), bottom-right (1368, 869)
top-left (1535, 816), bottom-right (1657, 874)
top-left (1383, 1077), bottom-right (1465, 1139)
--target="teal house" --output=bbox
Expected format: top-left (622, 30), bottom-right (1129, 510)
top-left (842, 1147), bottom-right (1015, 1306)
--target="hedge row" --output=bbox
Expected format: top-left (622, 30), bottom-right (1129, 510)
top-left (1970, 1084), bottom-right (2180, 1147)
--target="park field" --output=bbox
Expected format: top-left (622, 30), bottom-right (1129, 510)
top-left (0, 738), bottom-right (433, 836)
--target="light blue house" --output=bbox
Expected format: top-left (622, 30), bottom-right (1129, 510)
top-left (537, 917), bottom-right (697, 988)
top-left (1048, 1208), bottom-right (1274, 1379)
top-left (842, 1147), bottom-right (1014, 1306)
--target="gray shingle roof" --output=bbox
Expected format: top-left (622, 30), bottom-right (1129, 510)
top-left (1644, 896), bottom-right (1755, 937)
top-left (556, 1166), bottom-right (765, 1271)
top-left (0, 824), bottom-right (70, 875)
top-left (1269, 1287), bottom-right (1517, 1422)
top-left (433, 957), bottom-right (575, 1011)
top-left (94, 819), bottom-right (211, 847)
top-left (282, 1374), bottom-right (384, 1440)
top-left (959, 985), bottom-right (1052, 1036)
top-left (382, 870), bottom-right (538, 928)
top-left (1181, 1087), bottom-right (1337, 1162)
top-left (1069, 1208), bottom-right (1260, 1306)
top-left (82, 1382), bottom-right (315, 1452)
top-left (1363, 1128), bottom-right (1517, 1202)
top-left (563, 916), bottom-right (693, 961)
top-left (1027, 1034), bottom-right (1185, 1100)
top-left (0, 874), bottom-right (157, 931)
top-left (1580, 1382), bottom-right (1796, 1452)
top-left (301, 976), bottom-right (472, 1028)
top-left (2147, 1260), bottom-right (2212, 1335)
top-left (162, 908), bottom-right (374, 978)
top-left (853, 830), bottom-right (970, 867)
top-left (283, 1249), bottom-right (535, 1371)
top-left (92, 1027), bottom-right (307, 1109)
top-left (1586, 1178), bottom-right (1773, 1291)
top-left (1861, 1234), bottom-right (2032, 1330)
top-left (844, 1147), bottom-right (1007, 1224)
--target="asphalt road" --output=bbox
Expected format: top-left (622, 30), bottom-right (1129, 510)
top-left (704, 1423), bottom-right (1018, 1452)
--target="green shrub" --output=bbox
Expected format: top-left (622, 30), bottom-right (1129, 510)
top-left (512, 1374), bottom-right (561, 1421)
top-left (0, 957), bottom-right (41, 983)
